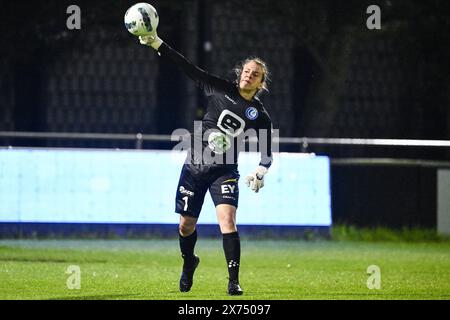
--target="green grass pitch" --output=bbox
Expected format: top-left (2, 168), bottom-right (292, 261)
top-left (0, 239), bottom-right (449, 300)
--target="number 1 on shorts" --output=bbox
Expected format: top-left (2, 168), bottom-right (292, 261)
top-left (182, 196), bottom-right (189, 211)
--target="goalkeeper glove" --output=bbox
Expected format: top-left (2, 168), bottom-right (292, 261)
top-left (245, 166), bottom-right (268, 193)
top-left (139, 32), bottom-right (163, 50)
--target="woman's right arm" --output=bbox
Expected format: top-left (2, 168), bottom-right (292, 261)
top-left (140, 34), bottom-right (233, 93)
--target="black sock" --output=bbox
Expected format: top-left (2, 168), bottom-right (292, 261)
top-left (179, 229), bottom-right (197, 263)
top-left (222, 231), bottom-right (241, 282)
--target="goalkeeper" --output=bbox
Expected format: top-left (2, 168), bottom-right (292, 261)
top-left (139, 28), bottom-right (273, 296)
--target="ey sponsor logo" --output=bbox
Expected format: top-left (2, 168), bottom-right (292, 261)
top-left (221, 179), bottom-right (237, 194)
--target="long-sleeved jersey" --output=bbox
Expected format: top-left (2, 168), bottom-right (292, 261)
top-left (158, 43), bottom-right (273, 168)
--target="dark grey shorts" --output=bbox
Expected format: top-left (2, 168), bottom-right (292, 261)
top-left (175, 164), bottom-right (240, 218)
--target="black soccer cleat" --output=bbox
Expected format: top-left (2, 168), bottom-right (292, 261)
top-left (179, 255), bottom-right (200, 292)
top-left (227, 279), bottom-right (243, 296)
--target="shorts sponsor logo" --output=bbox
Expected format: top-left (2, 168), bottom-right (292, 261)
top-left (179, 186), bottom-right (194, 197)
top-left (221, 184), bottom-right (236, 194)
top-left (222, 195), bottom-right (236, 200)
top-left (222, 179), bottom-right (237, 184)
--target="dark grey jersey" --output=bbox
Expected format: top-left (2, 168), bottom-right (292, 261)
top-left (158, 43), bottom-right (273, 168)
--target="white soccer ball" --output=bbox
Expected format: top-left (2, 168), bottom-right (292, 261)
top-left (124, 3), bottom-right (159, 37)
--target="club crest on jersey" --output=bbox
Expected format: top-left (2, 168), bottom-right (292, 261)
top-left (245, 107), bottom-right (259, 120)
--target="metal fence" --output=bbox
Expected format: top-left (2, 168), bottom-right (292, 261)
top-left (1, 131), bottom-right (450, 151)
